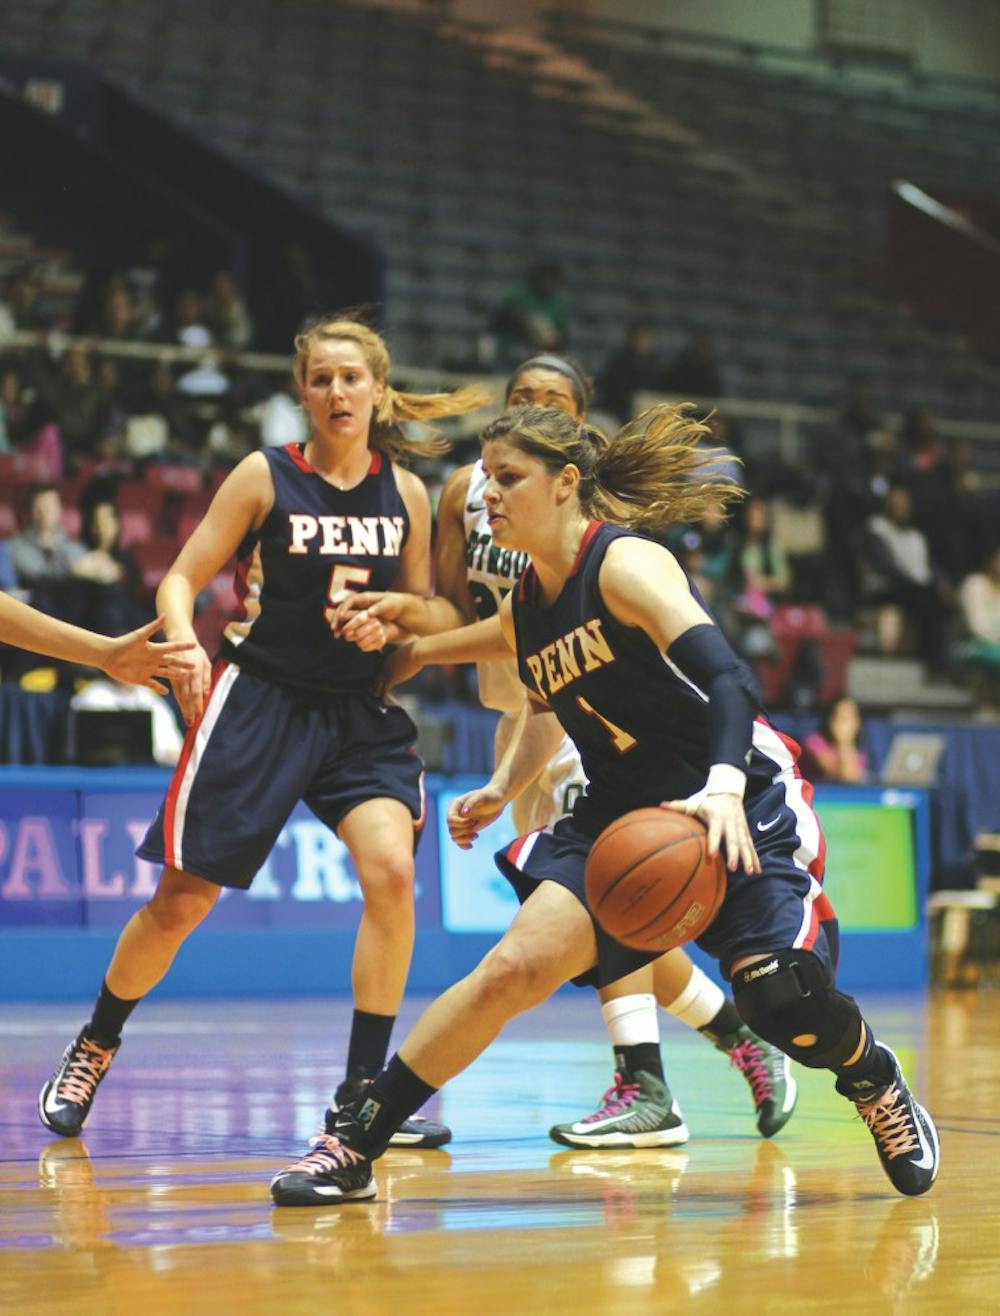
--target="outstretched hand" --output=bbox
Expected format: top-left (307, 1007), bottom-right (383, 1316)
top-left (446, 784), bottom-right (508, 850)
top-left (100, 616), bottom-right (195, 695)
top-left (664, 789), bottom-right (761, 875)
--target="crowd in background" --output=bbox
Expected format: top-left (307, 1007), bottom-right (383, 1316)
top-left (2, 251), bottom-right (999, 737)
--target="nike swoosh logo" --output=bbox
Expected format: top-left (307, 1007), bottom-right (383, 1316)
top-left (911, 1107), bottom-right (937, 1171)
top-left (466, 502), bottom-right (486, 513)
top-left (757, 815), bottom-right (782, 832)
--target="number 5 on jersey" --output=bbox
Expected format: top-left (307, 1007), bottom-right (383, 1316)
top-left (324, 564), bottom-right (372, 628)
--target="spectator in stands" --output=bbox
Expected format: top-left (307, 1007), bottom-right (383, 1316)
top-left (0, 538), bottom-right (18, 594)
top-left (900, 407), bottom-right (943, 476)
top-left (0, 265), bottom-right (47, 333)
top-left (258, 377), bottom-right (308, 448)
top-left (91, 355), bottom-right (133, 458)
top-left (736, 496), bottom-right (791, 610)
top-left (38, 348), bottom-right (107, 467)
top-left (863, 484), bottom-right (949, 667)
top-left (73, 498), bottom-right (148, 637)
top-left (491, 260), bottom-right (569, 367)
top-left (206, 270), bottom-right (253, 351)
top-left (663, 331), bottom-right (722, 398)
top-left (0, 365), bottom-right (29, 451)
top-left (803, 697), bottom-right (868, 784)
top-left (597, 317), bottom-right (671, 422)
top-left (7, 484), bottom-right (86, 622)
top-left (958, 546), bottom-right (1000, 709)
top-left (171, 289), bottom-right (214, 351)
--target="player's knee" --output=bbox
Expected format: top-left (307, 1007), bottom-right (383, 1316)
top-left (731, 949), bottom-right (862, 1070)
top-left (476, 939), bottom-right (551, 1011)
top-left (358, 851), bottom-right (414, 906)
top-left (147, 881), bottom-right (218, 937)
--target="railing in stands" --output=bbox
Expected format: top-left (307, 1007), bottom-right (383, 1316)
top-left (4, 328), bottom-right (1000, 474)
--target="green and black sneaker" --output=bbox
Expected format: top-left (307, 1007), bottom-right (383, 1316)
top-left (719, 1025), bottom-right (798, 1138)
top-left (549, 1070), bottom-right (689, 1149)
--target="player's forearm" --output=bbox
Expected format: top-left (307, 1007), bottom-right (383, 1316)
top-left (156, 573), bottom-right (198, 642)
top-left (396, 593), bottom-right (468, 636)
top-left (0, 593), bottom-right (113, 667)
top-left (490, 704), bottom-right (565, 802)
top-left (411, 615), bottom-right (510, 666)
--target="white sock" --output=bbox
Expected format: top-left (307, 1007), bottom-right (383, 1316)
top-left (664, 965), bottom-right (726, 1031)
top-left (601, 993), bottom-right (660, 1046)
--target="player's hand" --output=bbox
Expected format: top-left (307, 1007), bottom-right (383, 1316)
top-left (99, 616), bottom-right (195, 695)
top-left (330, 590), bottom-right (403, 635)
top-left (171, 639), bottom-right (214, 726)
top-left (375, 641), bottom-right (425, 696)
top-left (663, 790), bottom-right (761, 875)
top-left (447, 784), bottom-right (507, 849)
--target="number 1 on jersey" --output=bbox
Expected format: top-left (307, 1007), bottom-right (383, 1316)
top-left (324, 564), bottom-right (372, 627)
top-left (576, 695), bottom-right (637, 754)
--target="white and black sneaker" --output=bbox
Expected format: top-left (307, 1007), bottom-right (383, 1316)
top-left (331, 1073), bottom-right (451, 1149)
top-left (837, 1045), bottom-right (940, 1197)
top-left (39, 1029), bottom-right (119, 1137)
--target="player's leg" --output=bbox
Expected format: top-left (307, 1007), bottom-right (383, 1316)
top-left (654, 949), bottom-right (798, 1138)
top-left (271, 881), bottom-right (598, 1204)
top-left (331, 796), bottom-right (451, 1148)
top-left (40, 664), bottom-right (311, 1137)
top-left (730, 940), bottom-right (939, 1196)
top-left (39, 866), bottom-right (220, 1136)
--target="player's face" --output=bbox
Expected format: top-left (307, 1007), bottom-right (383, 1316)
top-left (481, 440), bottom-right (563, 552)
top-left (505, 368), bottom-right (581, 418)
top-left (301, 339), bottom-right (385, 445)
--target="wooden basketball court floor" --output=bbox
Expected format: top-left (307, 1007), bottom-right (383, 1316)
top-left (1, 989), bottom-right (996, 1315)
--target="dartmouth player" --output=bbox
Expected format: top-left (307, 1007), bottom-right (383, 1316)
top-left (39, 318), bottom-right (486, 1149)
top-left (270, 401), bottom-right (939, 1205)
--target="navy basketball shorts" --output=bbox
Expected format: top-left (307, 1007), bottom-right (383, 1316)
top-left (139, 661), bottom-right (425, 889)
top-left (495, 815), bottom-right (661, 990)
top-left (495, 770), bottom-right (838, 991)
top-left (695, 775), bottom-right (839, 981)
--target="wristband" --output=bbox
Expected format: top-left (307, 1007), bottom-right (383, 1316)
top-left (705, 763), bottom-right (747, 798)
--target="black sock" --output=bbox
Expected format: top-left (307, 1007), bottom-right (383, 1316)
top-left (354, 1053), bottom-right (437, 1157)
top-left (345, 1009), bottom-right (396, 1079)
top-left (835, 1026), bottom-right (894, 1097)
top-left (89, 980), bottom-right (141, 1046)
top-left (614, 1043), bottom-right (664, 1081)
top-left (698, 998), bottom-right (744, 1045)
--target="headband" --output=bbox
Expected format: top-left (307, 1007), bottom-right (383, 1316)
top-left (506, 354), bottom-right (589, 412)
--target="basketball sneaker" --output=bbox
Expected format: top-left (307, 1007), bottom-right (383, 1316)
top-left (719, 1026), bottom-right (798, 1138)
top-left (271, 1112), bottom-right (376, 1207)
top-left (549, 1070), bottom-right (689, 1149)
top-left (330, 1073), bottom-right (452, 1149)
top-left (836, 1045), bottom-right (940, 1197)
top-left (39, 1029), bottom-right (119, 1137)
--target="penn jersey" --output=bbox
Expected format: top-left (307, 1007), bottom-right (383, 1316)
top-left (512, 521), bottom-right (801, 835)
top-left (464, 459), bottom-right (530, 713)
top-left (220, 443), bottom-right (409, 692)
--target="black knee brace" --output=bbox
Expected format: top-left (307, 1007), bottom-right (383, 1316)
top-left (731, 950), bottom-right (862, 1069)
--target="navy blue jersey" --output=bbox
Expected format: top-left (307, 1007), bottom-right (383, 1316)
top-left (220, 443), bottom-right (409, 692)
top-left (513, 522), bottom-right (805, 834)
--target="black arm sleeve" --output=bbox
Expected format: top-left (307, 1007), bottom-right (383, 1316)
top-left (667, 624), bottom-right (761, 770)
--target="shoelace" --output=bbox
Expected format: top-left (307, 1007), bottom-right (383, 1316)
top-left (857, 1085), bottom-right (919, 1160)
top-left (284, 1134), bottom-right (367, 1177)
top-left (583, 1072), bottom-right (641, 1123)
top-left (57, 1039), bottom-right (115, 1106)
top-left (729, 1040), bottom-right (774, 1105)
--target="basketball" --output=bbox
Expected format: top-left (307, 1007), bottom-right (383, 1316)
top-left (584, 807), bottom-right (726, 952)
